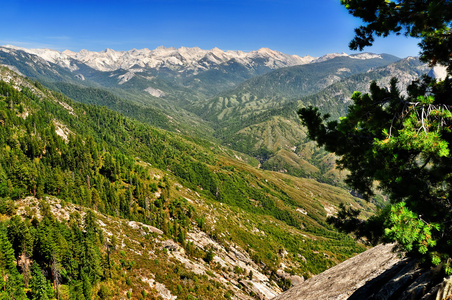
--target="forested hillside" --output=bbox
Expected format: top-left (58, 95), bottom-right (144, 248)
top-left (0, 67), bottom-right (375, 299)
top-left (1, 46), bottom-right (430, 186)
top-left (203, 57), bottom-right (429, 185)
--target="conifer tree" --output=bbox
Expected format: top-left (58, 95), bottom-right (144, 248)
top-left (0, 225), bottom-right (26, 299)
top-left (300, 0), bottom-right (452, 272)
top-left (341, 0), bottom-right (452, 70)
top-left (29, 262), bottom-right (49, 300)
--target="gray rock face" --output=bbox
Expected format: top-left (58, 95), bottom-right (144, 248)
top-left (273, 244), bottom-right (401, 300)
top-left (273, 244), bottom-right (452, 300)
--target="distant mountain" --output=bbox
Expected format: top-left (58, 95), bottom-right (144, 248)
top-left (60, 46), bottom-right (317, 72)
top-left (207, 57), bottom-right (430, 183)
top-left (1, 45), bottom-right (316, 84)
top-left (0, 44), bottom-right (429, 184)
top-left (197, 54), bottom-right (402, 132)
top-left (212, 53), bottom-right (401, 102)
top-left (0, 46), bottom-right (397, 102)
top-left (0, 45), bottom-right (319, 108)
top-left (292, 56), bottom-right (430, 119)
top-left (0, 46), bottom-right (403, 105)
top-left (0, 66), bottom-right (376, 299)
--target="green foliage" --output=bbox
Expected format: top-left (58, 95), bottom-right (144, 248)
top-left (299, 0), bottom-right (452, 274)
top-left (0, 210), bottom-right (111, 299)
top-left (300, 76), bottom-right (452, 270)
top-left (224, 290), bottom-right (233, 299)
top-left (98, 284), bottom-right (111, 299)
top-left (0, 67), bottom-right (376, 296)
top-left (0, 199), bottom-right (17, 216)
top-left (52, 82), bottom-right (173, 130)
top-left (204, 248), bottom-right (215, 264)
top-left (342, 0), bottom-right (452, 71)
top-left (0, 223), bottom-right (26, 299)
top-left (327, 203), bottom-right (388, 245)
top-left (29, 262), bottom-right (50, 300)
top-left (385, 202), bottom-right (439, 255)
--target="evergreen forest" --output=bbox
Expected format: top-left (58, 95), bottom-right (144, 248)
top-left (0, 67), bottom-right (372, 299)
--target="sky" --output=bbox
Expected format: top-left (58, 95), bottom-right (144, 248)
top-left (1, 0), bottom-right (421, 58)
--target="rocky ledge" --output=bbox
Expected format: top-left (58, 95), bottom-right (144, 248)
top-left (274, 243), bottom-right (452, 300)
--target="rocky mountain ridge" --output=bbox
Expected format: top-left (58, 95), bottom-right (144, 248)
top-left (1, 45), bottom-right (389, 75)
top-left (2, 45), bottom-right (317, 73)
top-left (15, 196), bottom-right (288, 300)
top-left (0, 44), bottom-right (413, 186)
top-left (0, 66), bottom-right (378, 299)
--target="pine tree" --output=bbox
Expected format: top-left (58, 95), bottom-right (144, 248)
top-left (69, 280), bottom-right (86, 300)
top-left (341, 0), bottom-right (452, 70)
top-left (82, 272), bottom-right (92, 300)
top-left (300, 0), bottom-right (452, 273)
top-left (0, 224), bottom-right (26, 299)
top-left (29, 262), bottom-right (49, 300)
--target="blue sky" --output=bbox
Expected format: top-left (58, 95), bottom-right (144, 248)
top-left (1, 0), bottom-right (421, 58)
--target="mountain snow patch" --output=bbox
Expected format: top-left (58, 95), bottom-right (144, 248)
top-left (117, 68), bottom-right (144, 84)
top-left (144, 87), bottom-right (166, 97)
top-left (75, 74), bottom-right (85, 81)
top-left (118, 71), bottom-right (135, 84)
top-left (350, 53), bottom-right (382, 60)
top-left (336, 67), bottom-right (351, 74)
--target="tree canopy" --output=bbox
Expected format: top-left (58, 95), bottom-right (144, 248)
top-left (341, 0), bottom-right (452, 71)
top-left (299, 0), bottom-right (452, 273)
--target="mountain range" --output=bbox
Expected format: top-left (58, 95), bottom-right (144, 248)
top-left (0, 45), bottom-right (432, 184)
top-left (3, 45), bottom-right (363, 73)
top-left (0, 45), bottom-right (397, 99)
top-left (0, 43), bottom-right (437, 299)
top-left (0, 65), bottom-right (378, 299)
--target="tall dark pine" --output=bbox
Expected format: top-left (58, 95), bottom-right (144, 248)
top-left (29, 262), bottom-right (50, 300)
top-left (0, 225), bottom-right (26, 299)
top-left (299, 0), bottom-right (452, 274)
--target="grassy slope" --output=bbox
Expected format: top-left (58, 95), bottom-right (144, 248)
top-left (0, 66), bottom-right (376, 298)
top-left (0, 49), bottom-right (421, 186)
top-left (207, 58), bottom-right (430, 183)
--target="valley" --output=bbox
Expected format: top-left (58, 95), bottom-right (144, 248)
top-left (0, 45), bottom-right (431, 299)
top-left (0, 45), bottom-right (430, 184)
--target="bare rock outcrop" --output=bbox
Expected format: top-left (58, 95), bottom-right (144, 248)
top-left (273, 243), bottom-right (401, 300)
top-left (273, 243), bottom-right (452, 300)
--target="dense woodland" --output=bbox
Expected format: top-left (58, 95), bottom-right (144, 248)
top-left (0, 71), bottom-right (366, 299)
top-left (0, 79), bottom-right (300, 227)
top-left (0, 206), bottom-right (104, 299)
top-left (300, 0), bottom-right (452, 278)
top-left (0, 0), bottom-right (449, 297)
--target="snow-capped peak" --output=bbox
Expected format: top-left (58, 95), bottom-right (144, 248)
top-left (1, 45), bottom-right (385, 75)
top-left (314, 52), bottom-right (382, 63)
top-left (2, 45), bottom-right (80, 71)
top-left (56, 46), bottom-right (320, 72)
top-left (315, 52), bottom-right (349, 63)
top-left (350, 53), bottom-right (382, 60)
